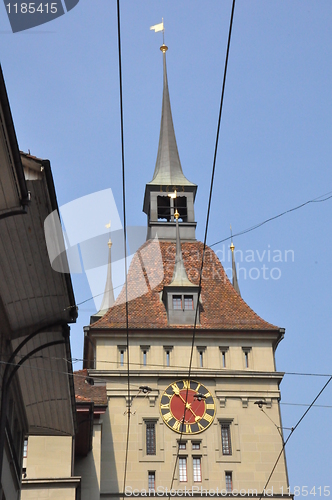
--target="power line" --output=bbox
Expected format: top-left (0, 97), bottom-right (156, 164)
top-left (14, 349), bottom-right (332, 380)
top-left (62, 189), bottom-right (332, 312)
top-left (116, 1), bottom-right (131, 497)
top-left (281, 402), bottom-right (332, 409)
top-left (210, 190), bottom-right (332, 248)
top-left (258, 375), bottom-right (332, 500)
top-left (168, 0), bottom-right (236, 495)
top-left (2, 356), bottom-right (332, 413)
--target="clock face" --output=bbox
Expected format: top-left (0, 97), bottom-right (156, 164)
top-left (160, 380), bottom-right (216, 434)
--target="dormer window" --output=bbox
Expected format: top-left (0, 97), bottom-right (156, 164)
top-left (184, 295), bottom-right (194, 310)
top-left (173, 295), bottom-right (182, 310)
top-left (162, 214), bottom-right (199, 325)
top-left (171, 294), bottom-right (194, 311)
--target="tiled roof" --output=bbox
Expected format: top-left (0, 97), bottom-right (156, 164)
top-left (91, 240), bottom-right (279, 332)
top-left (74, 369), bottom-right (107, 405)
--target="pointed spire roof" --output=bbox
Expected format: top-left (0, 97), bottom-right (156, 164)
top-left (91, 238), bottom-right (115, 322)
top-left (230, 239), bottom-right (241, 296)
top-left (148, 45), bottom-right (196, 188)
top-left (169, 211), bottom-right (195, 287)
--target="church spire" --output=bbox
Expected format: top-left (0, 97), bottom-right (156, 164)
top-left (150, 44), bottom-right (195, 188)
top-left (169, 209), bottom-right (195, 287)
top-left (143, 44), bottom-right (197, 241)
top-left (230, 227), bottom-right (241, 296)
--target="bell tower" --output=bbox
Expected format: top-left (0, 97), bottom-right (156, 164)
top-left (143, 44), bottom-right (197, 241)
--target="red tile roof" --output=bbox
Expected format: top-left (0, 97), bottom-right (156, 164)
top-left (74, 369), bottom-right (107, 405)
top-left (91, 240), bottom-right (279, 332)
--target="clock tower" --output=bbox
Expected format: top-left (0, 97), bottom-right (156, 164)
top-left (81, 45), bottom-right (291, 500)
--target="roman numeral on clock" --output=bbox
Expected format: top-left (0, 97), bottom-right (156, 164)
top-left (173, 420), bottom-right (181, 431)
top-left (163, 412), bottom-right (173, 423)
top-left (203, 413), bottom-right (213, 423)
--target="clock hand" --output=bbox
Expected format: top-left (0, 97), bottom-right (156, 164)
top-left (171, 385), bottom-right (202, 422)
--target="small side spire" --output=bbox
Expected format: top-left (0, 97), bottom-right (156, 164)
top-left (91, 236), bottom-right (115, 323)
top-left (169, 210), bottom-right (195, 287)
top-left (230, 225), bottom-right (241, 296)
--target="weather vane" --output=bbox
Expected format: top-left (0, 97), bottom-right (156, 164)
top-left (150, 18), bottom-right (165, 46)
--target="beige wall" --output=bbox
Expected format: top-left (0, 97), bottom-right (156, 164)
top-left (75, 420), bottom-right (103, 500)
top-left (24, 436), bottom-right (73, 478)
top-left (21, 481), bottom-right (79, 500)
top-left (95, 335), bottom-right (276, 373)
top-left (90, 330), bottom-right (289, 497)
top-left (21, 435), bottom-right (79, 500)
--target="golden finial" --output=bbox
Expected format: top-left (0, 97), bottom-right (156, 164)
top-left (230, 224), bottom-right (235, 252)
top-left (160, 44), bottom-right (168, 53)
top-left (174, 209), bottom-right (180, 220)
top-left (105, 220), bottom-right (112, 248)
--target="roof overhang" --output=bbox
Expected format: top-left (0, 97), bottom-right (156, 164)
top-left (0, 65), bottom-right (29, 217)
top-left (0, 152), bottom-right (77, 436)
top-left (0, 154), bottom-right (77, 338)
top-left (11, 325), bottom-right (76, 436)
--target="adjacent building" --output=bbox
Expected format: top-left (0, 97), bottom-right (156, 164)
top-left (0, 64), bottom-right (78, 500)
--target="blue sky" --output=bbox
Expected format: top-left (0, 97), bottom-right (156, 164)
top-left (1, 0), bottom-right (331, 492)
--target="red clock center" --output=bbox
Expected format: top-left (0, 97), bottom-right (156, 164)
top-left (170, 389), bottom-right (205, 423)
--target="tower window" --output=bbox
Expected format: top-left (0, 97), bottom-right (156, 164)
top-left (146, 421), bottom-right (156, 455)
top-left (148, 471), bottom-right (155, 490)
top-left (242, 347), bottom-right (251, 368)
top-left (179, 457), bottom-right (187, 482)
top-left (157, 196), bottom-right (171, 221)
top-left (184, 295), bottom-right (194, 310)
top-left (219, 347), bottom-right (229, 368)
top-left (221, 423), bottom-right (232, 455)
top-left (140, 345), bottom-right (150, 367)
top-left (199, 351), bottom-right (203, 367)
top-left (118, 346), bottom-right (127, 367)
top-left (164, 346), bottom-right (173, 367)
top-left (179, 442), bottom-right (186, 450)
top-left (197, 347), bottom-right (206, 368)
top-left (173, 295), bottom-right (182, 310)
top-left (225, 471), bottom-right (233, 492)
top-left (175, 196), bottom-right (188, 222)
top-left (192, 442), bottom-right (200, 450)
top-left (193, 457), bottom-right (202, 482)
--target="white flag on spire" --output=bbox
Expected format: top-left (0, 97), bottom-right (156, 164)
top-left (150, 21), bottom-right (164, 33)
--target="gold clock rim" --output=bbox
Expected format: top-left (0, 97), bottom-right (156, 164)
top-left (159, 379), bottom-right (216, 435)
